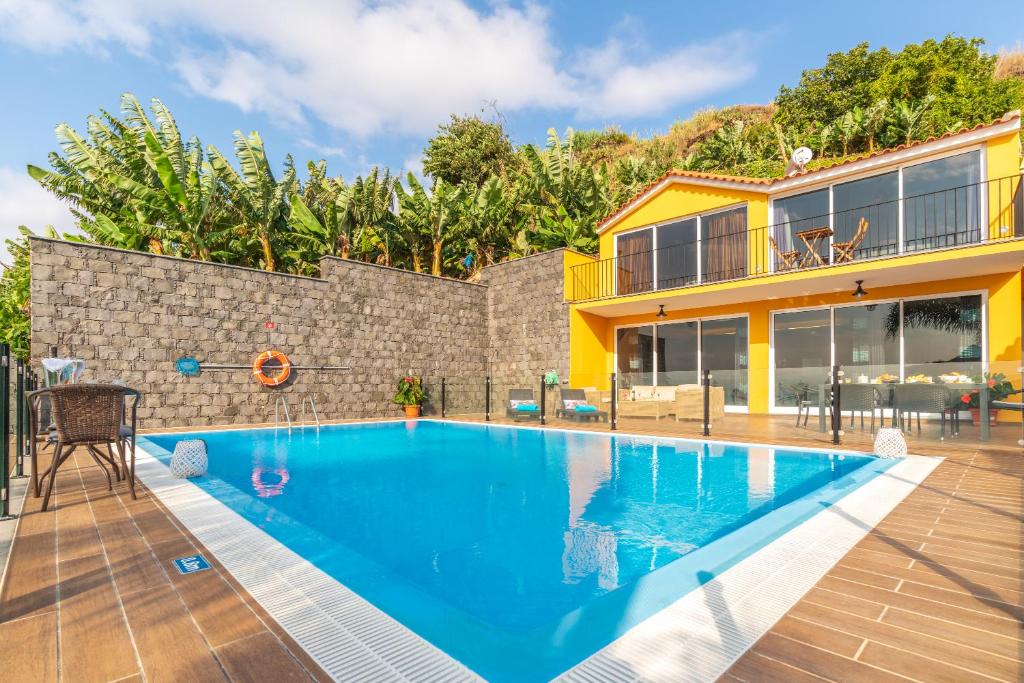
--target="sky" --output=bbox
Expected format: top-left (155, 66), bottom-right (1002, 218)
top-left (0, 0), bottom-right (1020, 262)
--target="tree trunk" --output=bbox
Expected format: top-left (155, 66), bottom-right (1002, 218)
top-left (259, 234), bottom-right (275, 271)
top-left (431, 240), bottom-right (442, 276)
top-left (148, 238), bottom-right (164, 255)
top-left (412, 250), bottom-right (422, 273)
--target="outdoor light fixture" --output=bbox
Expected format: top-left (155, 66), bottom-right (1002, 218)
top-left (656, 305), bottom-right (667, 318)
top-left (852, 280), bottom-right (868, 298)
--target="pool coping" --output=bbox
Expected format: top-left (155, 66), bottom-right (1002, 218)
top-left (134, 420), bottom-right (941, 682)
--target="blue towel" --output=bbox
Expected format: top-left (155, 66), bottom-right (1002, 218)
top-left (575, 405), bottom-right (598, 413)
top-left (515, 404), bottom-right (539, 412)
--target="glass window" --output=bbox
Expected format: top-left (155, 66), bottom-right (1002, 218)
top-left (616, 229), bottom-right (653, 295)
top-left (702, 317), bottom-right (748, 406)
top-left (656, 219), bottom-right (698, 289)
top-left (833, 303), bottom-right (901, 383)
top-left (833, 172), bottom-right (898, 259)
top-left (903, 151), bottom-right (982, 251)
top-left (903, 295), bottom-right (982, 380)
top-left (773, 309), bottom-right (830, 407)
top-left (702, 207), bottom-right (747, 283)
top-left (617, 325), bottom-right (654, 387)
top-left (771, 189), bottom-right (829, 266)
top-left (657, 322), bottom-right (698, 386)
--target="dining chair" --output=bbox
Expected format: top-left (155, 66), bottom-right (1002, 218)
top-left (893, 384), bottom-right (951, 440)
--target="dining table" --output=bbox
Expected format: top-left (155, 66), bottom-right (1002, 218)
top-left (794, 226), bottom-right (833, 267)
top-left (816, 381), bottom-right (991, 441)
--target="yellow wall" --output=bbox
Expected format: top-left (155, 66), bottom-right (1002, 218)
top-left (569, 271), bottom-right (1022, 414)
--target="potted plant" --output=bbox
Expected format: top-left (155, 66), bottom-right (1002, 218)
top-left (959, 372), bottom-right (1014, 426)
top-left (393, 376), bottom-right (427, 418)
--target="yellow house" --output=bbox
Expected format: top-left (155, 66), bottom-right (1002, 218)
top-left (565, 110), bottom-right (1024, 418)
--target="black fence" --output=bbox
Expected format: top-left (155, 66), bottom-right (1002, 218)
top-left (2, 345), bottom-right (40, 519)
top-left (569, 174), bottom-right (1024, 301)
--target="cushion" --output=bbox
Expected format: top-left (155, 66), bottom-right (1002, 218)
top-left (575, 405), bottom-right (598, 413)
top-left (630, 386), bottom-right (655, 401)
top-left (563, 399), bottom-right (586, 410)
top-left (510, 400), bottom-right (539, 412)
top-left (653, 386), bottom-right (677, 401)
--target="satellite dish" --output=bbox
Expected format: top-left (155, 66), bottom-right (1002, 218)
top-left (785, 147), bottom-right (814, 177)
top-left (792, 147), bottom-right (813, 166)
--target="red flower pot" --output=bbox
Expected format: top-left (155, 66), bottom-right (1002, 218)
top-left (968, 408), bottom-right (998, 427)
top-left (403, 405), bottom-right (422, 418)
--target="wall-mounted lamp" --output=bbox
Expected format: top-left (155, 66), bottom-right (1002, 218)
top-left (656, 305), bottom-right (667, 318)
top-left (852, 280), bottom-right (868, 298)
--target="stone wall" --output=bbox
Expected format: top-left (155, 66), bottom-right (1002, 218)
top-left (29, 238), bottom-right (570, 428)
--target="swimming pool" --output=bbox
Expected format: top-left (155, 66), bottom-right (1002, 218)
top-left (139, 421), bottom-right (900, 681)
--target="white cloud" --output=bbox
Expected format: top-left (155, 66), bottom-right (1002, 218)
top-left (0, 167), bottom-right (75, 263)
top-left (298, 138), bottom-right (347, 159)
top-left (0, 1), bottom-right (758, 135)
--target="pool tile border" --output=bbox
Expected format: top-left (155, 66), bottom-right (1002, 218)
top-left (135, 425), bottom-right (939, 683)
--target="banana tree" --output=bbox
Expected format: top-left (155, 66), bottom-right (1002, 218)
top-left (891, 95), bottom-right (936, 146)
top-left (458, 175), bottom-right (517, 270)
top-left (208, 131), bottom-right (296, 271)
top-left (863, 99), bottom-right (889, 152)
top-left (395, 173), bottom-right (463, 276)
top-left (337, 167), bottom-right (398, 261)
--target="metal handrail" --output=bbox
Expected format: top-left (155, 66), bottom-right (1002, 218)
top-left (569, 173), bottom-right (1023, 302)
top-left (300, 394), bottom-right (320, 431)
top-left (274, 397), bottom-right (292, 433)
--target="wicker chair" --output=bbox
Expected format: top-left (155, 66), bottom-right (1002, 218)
top-left (838, 384), bottom-right (882, 432)
top-left (893, 384), bottom-right (951, 440)
top-left (32, 384), bottom-right (141, 511)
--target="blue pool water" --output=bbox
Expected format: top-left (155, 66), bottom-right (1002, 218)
top-left (140, 421), bottom-right (895, 681)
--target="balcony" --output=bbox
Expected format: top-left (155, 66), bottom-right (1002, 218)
top-left (569, 174), bottom-right (1024, 302)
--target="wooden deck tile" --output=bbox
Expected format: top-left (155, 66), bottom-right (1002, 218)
top-left (214, 632), bottom-right (314, 683)
top-left (0, 611), bottom-right (58, 683)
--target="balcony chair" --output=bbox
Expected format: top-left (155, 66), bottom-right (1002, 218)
top-left (892, 384), bottom-right (954, 440)
top-left (555, 388), bottom-right (608, 422)
top-left (506, 388), bottom-right (542, 422)
top-left (32, 384), bottom-right (141, 511)
top-left (769, 236), bottom-right (800, 271)
top-left (832, 218), bottom-right (870, 263)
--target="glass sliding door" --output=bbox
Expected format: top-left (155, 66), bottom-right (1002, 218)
top-left (903, 295), bottom-right (982, 379)
top-left (701, 207), bottom-right (747, 283)
top-left (616, 325), bottom-right (654, 388)
top-left (771, 189), bottom-right (829, 267)
top-left (833, 303), bottom-right (901, 383)
top-left (702, 317), bottom-right (749, 406)
top-left (773, 309), bottom-right (831, 407)
top-left (833, 171), bottom-right (898, 259)
top-left (616, 229), bottom-right (653, 295)
top-left (903, 151), bottom-right (981, 251)
top-left (656, 219), bottom-right (698, 289)
top-left (657, 322), bottom-right (698, 386)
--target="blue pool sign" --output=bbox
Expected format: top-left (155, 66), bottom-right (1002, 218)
top-left (173, 554), bottom-right (211, 575)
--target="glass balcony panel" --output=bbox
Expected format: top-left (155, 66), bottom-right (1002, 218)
top-left (701, 207), bottom-right (748, 283)
top-left (903, 151), bottom-right (981, 252)
top-left (616, 229), bottom-right (653, 295)
top-left (656, 219), bottom-right (698, 289)
top-left (833, 171), bottom-right (898, 259)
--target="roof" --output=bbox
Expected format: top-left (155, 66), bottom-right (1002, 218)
top-left (595, 110), bottom-right (1022, 235)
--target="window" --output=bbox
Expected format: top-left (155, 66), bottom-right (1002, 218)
top-left (616, 229), bottom-right (653, 295)
top-left (702, 317), bottom-right (749, 406)
top-left (833, 172), bottom-right (898, 258)
top-left (773, 310), bottom-right (831, 407)
top-left (656, 219), bottom-right (698, 289)
top-left (657, 322), bottom-right (698, 385)
top-left (903, 295), bottom-right (982, 379)
top-left (702, 207), bottom-right (748, 283)
top-left (771, 189), bottom-right (829, 266)
top-left (617, 325), bottom-right (654, 386)
top-left (902, 151), bottom-right (982, 251)
top-left (833, 303), bottom-right (900, 382)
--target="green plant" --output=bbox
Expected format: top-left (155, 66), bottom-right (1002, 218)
top-left (393, 376), bottom-right (427, 406)
top-left (959, 372), bottom-right (1015, 408)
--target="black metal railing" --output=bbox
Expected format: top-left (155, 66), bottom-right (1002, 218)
top-left (570, 174), bottom-right (1023, 302)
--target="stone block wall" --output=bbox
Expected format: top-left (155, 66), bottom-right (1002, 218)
top-left (29, 238), bottom-right (569, 428)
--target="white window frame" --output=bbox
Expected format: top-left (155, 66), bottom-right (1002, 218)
top-left (767, 289), bottom-right (988, 413)
top-left (613, 312), bottom-right (751, 411)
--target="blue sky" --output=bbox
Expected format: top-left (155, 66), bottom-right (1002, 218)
top-left (0, 0), bottom-right (1019, 261)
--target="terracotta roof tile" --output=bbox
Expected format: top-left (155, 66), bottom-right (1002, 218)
top-left (595, 110), bottom-right (1021, 234)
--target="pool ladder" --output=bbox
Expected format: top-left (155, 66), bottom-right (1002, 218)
top-left (274, 395), bottom-right (320, 433)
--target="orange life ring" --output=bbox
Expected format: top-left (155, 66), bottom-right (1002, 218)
top-left (252, 350), bottom-right (291, 387)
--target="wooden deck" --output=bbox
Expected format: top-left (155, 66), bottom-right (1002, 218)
top-left (1, 414), bottom-right (1021, 682)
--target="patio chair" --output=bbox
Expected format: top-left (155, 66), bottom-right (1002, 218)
top-left (838, 384), bottom-right (882, 432)
top-left (893, 384), bottom-right (952, 440)
top-left (769, 236), bottom-right (800, 271)
top-left (793, 385), bottom-right (817, 427)
top-left (35, 384), bottom-right (141, 511)
top-left (832, 218), bottom-right (869, 264)
top-left (555, 388), bottom-right (608, 422)
top-left (506, 388), bottom-right (541, 422)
